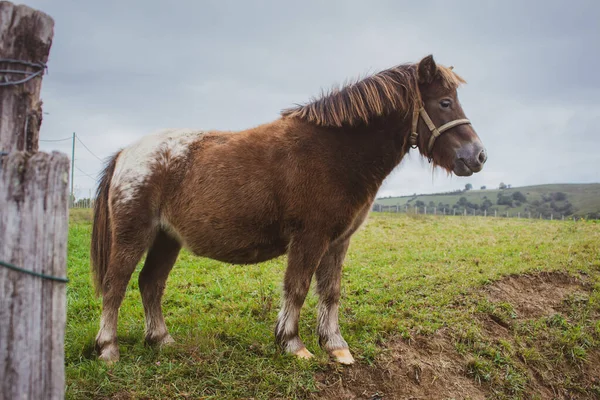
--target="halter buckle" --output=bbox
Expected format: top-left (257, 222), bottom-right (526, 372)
top-left (409, 131), bottom-right (419, 149)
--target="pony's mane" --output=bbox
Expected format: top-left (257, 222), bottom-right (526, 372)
top-left (281, 63), bottom-right (465, 127)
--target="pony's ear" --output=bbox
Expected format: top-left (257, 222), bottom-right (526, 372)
top-left (418, 55), bottom-right (437, 85)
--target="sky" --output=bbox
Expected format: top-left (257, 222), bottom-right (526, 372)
top-left (23, 0), bottom-right (600, 199)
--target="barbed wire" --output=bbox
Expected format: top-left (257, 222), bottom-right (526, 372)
top-left (0, 59), bottom-right (47, 87)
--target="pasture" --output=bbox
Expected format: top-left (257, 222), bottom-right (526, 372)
top-left (65, 209), bottom-right (600, 399)
top-left (375, 183), bottom-right (600, 219)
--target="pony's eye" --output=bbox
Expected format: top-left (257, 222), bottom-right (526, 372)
top-left (440, 99), bottom-right (452, 108)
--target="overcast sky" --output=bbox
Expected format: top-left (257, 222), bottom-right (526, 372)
top-left (25, 0), bottom-right (600, 199)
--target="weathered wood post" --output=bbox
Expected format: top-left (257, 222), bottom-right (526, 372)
top-left (0, 3), bottom-right (68, 400)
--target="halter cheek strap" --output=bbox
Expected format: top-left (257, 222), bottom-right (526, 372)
top-left (409, 106), bottom-right (471, 157)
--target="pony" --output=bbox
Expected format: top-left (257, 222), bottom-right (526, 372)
top-left (91, 55), bottom-right (487, 364)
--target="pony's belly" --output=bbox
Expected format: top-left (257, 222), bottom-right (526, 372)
top-left (187, 240), bottom-right (288, 265)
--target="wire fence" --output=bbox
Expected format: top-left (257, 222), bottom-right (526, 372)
top-left (70, 199), bottom-right (593, 222)
top-left (372, 203), bottom-right (591, 221)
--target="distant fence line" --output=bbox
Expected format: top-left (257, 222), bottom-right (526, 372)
top-left (70, 198), bottom-right (95, 209)
top-left (71, 199), bottom-right (593, 221)
top-left (372, 203), bottom-right (590, 221)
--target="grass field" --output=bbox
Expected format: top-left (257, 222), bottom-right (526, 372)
top-left (65, 209), bottom-right (600, 399)
top-left (375, 183), bottom-right (600, 217)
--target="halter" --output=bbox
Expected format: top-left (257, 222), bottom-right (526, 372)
top-left (409, 106), bottom-right (471, 160)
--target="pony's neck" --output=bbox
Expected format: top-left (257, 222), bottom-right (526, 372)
top-left (324, 112), bottom-right (414, 203)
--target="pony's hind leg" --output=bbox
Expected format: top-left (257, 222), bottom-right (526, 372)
top-left (95, 217), bottom-right (156, 363)
top-left (139, 229), bottom-right (181, 345)
top-left (315, 239), bottom-right (354, 364)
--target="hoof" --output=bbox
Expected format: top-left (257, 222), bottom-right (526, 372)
top-left (160, 334), bottom-right (175, 345)
top-left (146, 333), bottom-right (175, 347)
top-left (97, 344), bottom-right (120, 364)
top-left (330, 348), bottom-right (355, 365)
top-left (293, 347), bottom-right (314, 360)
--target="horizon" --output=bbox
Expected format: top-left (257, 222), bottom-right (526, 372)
top-left (376, 182), bottom-right (600, 200)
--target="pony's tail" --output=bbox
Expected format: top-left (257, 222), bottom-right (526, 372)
top-left (91, 151), bottom-right (121, 297)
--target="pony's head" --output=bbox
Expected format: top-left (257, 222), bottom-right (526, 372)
top-left (411, 55), bottom-right (487, 176)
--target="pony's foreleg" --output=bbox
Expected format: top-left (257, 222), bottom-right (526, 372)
top-left (275, 235), bottom-right (328, 359)
top-left (315, 238), bottom-right (354, 364)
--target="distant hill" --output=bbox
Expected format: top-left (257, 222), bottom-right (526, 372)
top-left (375, 183), bottom-right (600, 219)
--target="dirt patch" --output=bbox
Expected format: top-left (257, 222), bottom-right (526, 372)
top-left (313, 271), bottom-right (599, 399)
top-left (314, 330), bottom-right (487, 400)
top-left (483, 271), bottom-right (589, 320)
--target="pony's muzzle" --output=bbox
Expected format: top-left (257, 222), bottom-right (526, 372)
top-left (454, 143), bottom-right (487, 176)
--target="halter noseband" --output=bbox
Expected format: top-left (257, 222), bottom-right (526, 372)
top-left (409, 106), bottom-right (471, 159)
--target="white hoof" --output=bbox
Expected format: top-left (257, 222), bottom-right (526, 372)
top-left (293, 347), bottom-right (314, 360)
top-left (331, 348), bottom-right (355, 365)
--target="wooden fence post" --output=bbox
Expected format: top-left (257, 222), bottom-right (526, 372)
top-left (0, 2), bottom-right (53, 153)
top-left (0, 3), bottom-right (68, 400)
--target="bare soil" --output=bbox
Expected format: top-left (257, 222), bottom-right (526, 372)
top-left (316, 330), bottom-right (486, 400)
top-left (484, 271), bottom-right (588, 320)
top-left (314, 271), bottom-right (599, 400)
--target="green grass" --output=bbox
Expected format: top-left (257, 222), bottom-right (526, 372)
top-left (65, 210), bottom-right (600, 399)
top-left (375, 183), bottom-right (600, 217)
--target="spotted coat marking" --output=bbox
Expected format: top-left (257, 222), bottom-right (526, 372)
top-left (111, 129), bottom-right (204, 204)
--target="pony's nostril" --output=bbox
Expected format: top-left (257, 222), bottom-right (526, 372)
top-left (478, 149), bottom-right (487, 165)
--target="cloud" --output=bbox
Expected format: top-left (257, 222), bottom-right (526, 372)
top-left (27, 0), bottom-right (599, 199)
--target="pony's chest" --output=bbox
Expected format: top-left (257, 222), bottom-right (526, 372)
top-left (328, 201), bottom-right (373, 244)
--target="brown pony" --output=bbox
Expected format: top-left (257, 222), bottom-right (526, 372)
top-left (91, 55), bottom-right (486, 365)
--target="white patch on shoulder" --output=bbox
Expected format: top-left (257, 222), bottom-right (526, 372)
top-left (111, 129), bottom-right (204, 204)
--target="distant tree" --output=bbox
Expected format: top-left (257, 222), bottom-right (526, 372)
top-left (465, 183), bottom-right (473, 191)
top-left (415, 200), bottom-right (425, 207)
top-left (499, 182), bottom-right (507, 190)
top-left (428, 201), bottom-right (435, 208)
top-left (458, 197), bottom-right (469, 206)
top-left (497, 192), bottom-right (513, 207)
top-left (552, 192), bottom-right (567, 201)
top-left (507, 184), bottom-right (512, 189)
top-left (482, 199), bottom-right (494, 210)
top-left (512, 191), bottom-right (527, 203)
top-left (480, 185), bottom-right (486, 190)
